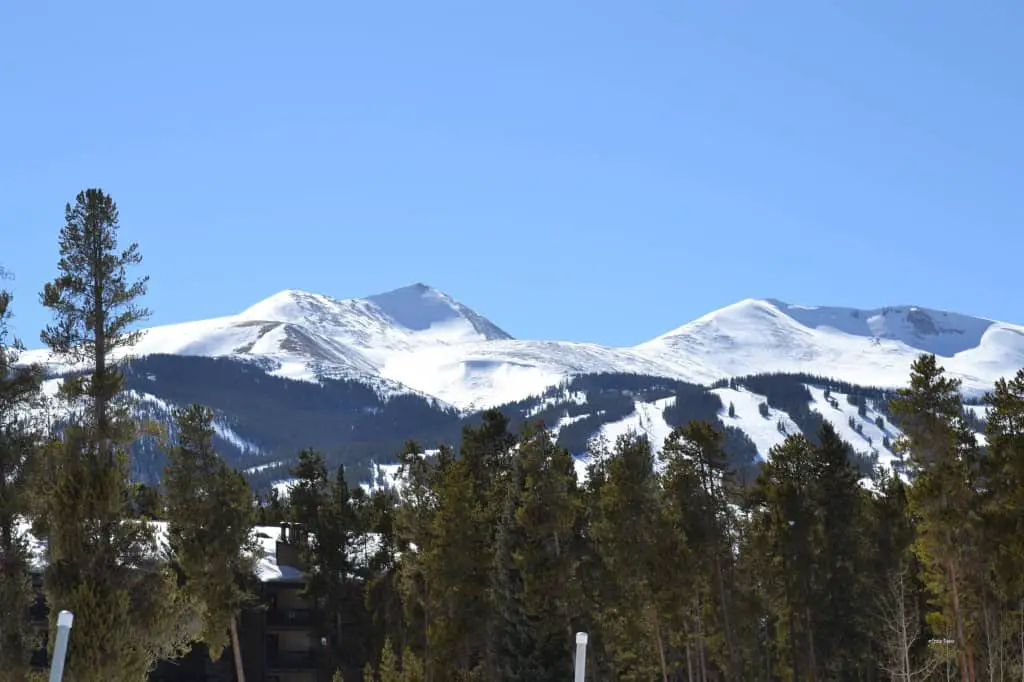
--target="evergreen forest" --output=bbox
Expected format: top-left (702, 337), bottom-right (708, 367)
top-left (3, 189), bottom-right (1024, 682)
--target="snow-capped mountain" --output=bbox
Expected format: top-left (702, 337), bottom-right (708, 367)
top-left (636, 298), bottom-right (1024, 399)
top-left (18, 284), bottom-right (1020, 489)
top-left (21, 285), bottom-right (1024, 411)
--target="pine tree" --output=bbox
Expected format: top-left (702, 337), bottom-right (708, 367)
top-left (0, 271), bottom-right (44, 681)
top-left (400, 646), bottom-right (426, 682)
top-left (392, 441), bottom-right (444, 668)
top-left (35, 189), bottom-right (196, 682)
top-left (587, 432), bottom-right (669, 681)
top-left (750, 434), bottom-right (821, 681)
top-left (978, 369), bottom-right (1024, 677)
top-left (661, 421), bottom-right (740, 679)
top-left (487, 456), bottom-right (537, 682)
top-left (130, 483), bottom-right (161, 519)
top-left (810, 422), bottom-right (871, 679)
top-left (870, 469), bottom-right (938, 682)
top-left (486, 421), bottom-right (578, 682)
top-left (421, 447), bottom-right (487, 678)
top-left (164, 404), bottom-right (258, 679)
top-left (287, 450), bottom-right (363, 671)
top-left (377, 637), bottom-right (401, 682)
top-left (322, 465), bottom-right (364, 670)
top-left (364, 487), bottom-right (406, 668)
top-left (890, 354), bottom-right (982, 682)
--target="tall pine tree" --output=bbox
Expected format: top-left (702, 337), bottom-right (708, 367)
top-left (36, 189), bottom-right (196, 682)
top-left (587, 432), bottom-right (670, 682)
top-left (890, 354), bottom-right (982, 682)
top-left (979, 369), bottom-right (1024, 677)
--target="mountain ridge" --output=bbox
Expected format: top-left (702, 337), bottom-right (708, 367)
top-left (19, 284), bottom-right (1024, 411)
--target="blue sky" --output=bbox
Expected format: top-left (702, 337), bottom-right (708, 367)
top-left (2, 1), bottom-right (1022, 347)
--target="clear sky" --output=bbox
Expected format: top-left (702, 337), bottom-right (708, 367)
top-left (2, 1), bottom-right (1022, 348)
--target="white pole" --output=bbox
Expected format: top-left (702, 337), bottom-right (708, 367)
top-left (574, 631), bottom-right (588, 682)
top-left (48, 610), bottom-right (74, 682)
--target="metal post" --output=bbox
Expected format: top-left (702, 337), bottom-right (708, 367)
top-left (48, 610), bottom-right (74, 682)
top-left (574, 631), bottom-right (588, 682)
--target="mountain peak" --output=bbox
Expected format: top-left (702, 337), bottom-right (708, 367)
top-left (366, 283), bottom-right (512, 340)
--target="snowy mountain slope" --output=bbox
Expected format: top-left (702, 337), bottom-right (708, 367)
top-left (713, 387), bottom-right (801, 457)
top-left (18, 284), bottom-right (512, 396)
top-left (378, 340), bottom-right (681, 409)
top-left (591, 397), bottom-right (678, 457)
top-left (636, 298), bottom-right (1024, 399)
top-left (18, 285), bottom-right (1024, 415)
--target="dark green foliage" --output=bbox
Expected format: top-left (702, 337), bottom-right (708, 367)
top-left (40, 189), bottom-right (150, 441)
top-left (20, 192), bottom-right (1024, 682)
top-left (35, 189), bottom-right (196, 682)
top-left (288, 450), bottom-right (368, 675)
top-left (961, 405), bottom-right (986, 433)
top-left (0, 271), bottom-right (44, 680)
top-left (163, 404), bottom-right (258, 662)
top-left (890, 354), bottom-right (983, 680)
top-left (487, 457), bottom-right (542, 682)
top-left (744, 424), bottom-right (876, 681)
top-left (122, 354), bottom-right (464, 485)
top-left (130, 483), bottom-right (161, 519)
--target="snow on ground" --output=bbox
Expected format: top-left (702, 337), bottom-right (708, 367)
top-left (805, 386), bottom-right (901, 470)
top-left (362, 462), bottom-right (405, 495)
top-left (570, 397), bottom-right (675, 483)
top-left (712, 387), bottom-right (799, 459)
top-left (244, 461), bottom-right (282, 475)
top-left (271, 478), bottom-right (297, 498)
top-left (210, 419), bottom-right (262, 457)
top-left (130, 390), bottom-right (264, 457)
top-left (17, 289), bottom-right (1024, 420)
top-left (593, 397), bottom-right (677, 455)
top-left (527, 390), bottom-right (587, 418)
top-left (964, 404), bottom-right (989, 420)
top-left (550, 412), bottom-right (589, 438)
top-left (16, 519), bottom-right (304, 582)
top-left (572, 456), bottom-right (590, 485)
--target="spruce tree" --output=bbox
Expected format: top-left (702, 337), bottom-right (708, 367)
top-left (978, 369), bottom-right (1024, 676)
top-left (164, 404), bottom-right (258, 680)
top-left (377, 637), bottom-right (401, 682)
top-left (487, 456), bottom-right (536, 682)
top-left (587, 432), bottom-right (669, 681)
top-left (288, 450), bottom-right (363, 671)
top-left (890, 354), bottom-right (982, 682)
top-left (810, 422), bottom-right (871, 679)
top-left (0, 271), bottom-right (44, 681)
top-left (486, 421), bottom-right (578, 682)
top-left (750, 434), bottom-right (821, 681)
top-left (364, 486), bottom-right (406, 667)
top-left (36, 189), bottom-right (195, 682)
top-left (421, 447), bottom-right (486, 678)
top-left (660, 421), bottom-right (739, 678)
